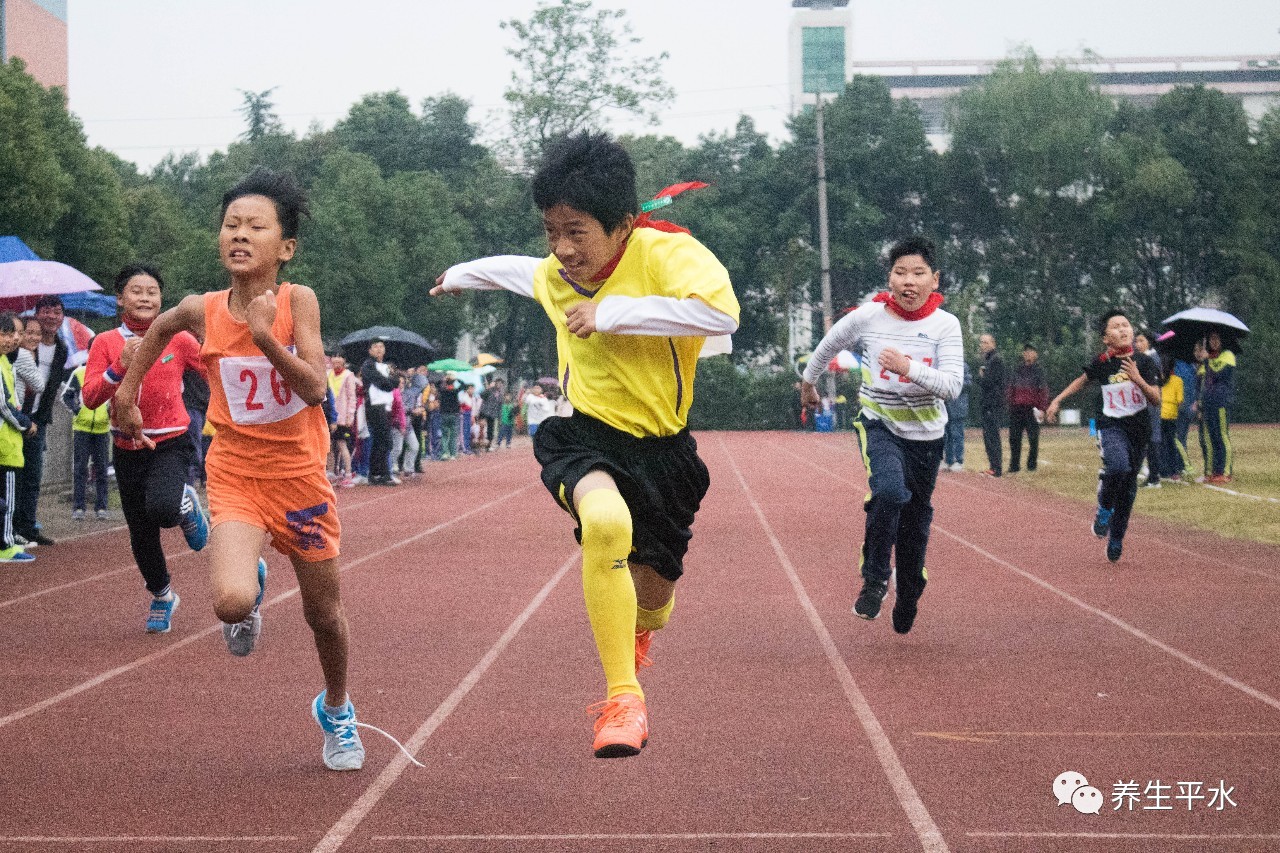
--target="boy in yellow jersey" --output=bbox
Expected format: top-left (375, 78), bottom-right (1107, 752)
top-left (432, 132), bottom-right (739, 758)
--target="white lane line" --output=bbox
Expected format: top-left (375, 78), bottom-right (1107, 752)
top-left (311, 550), bottom-right (578, 853)
top-left (0, 456), bottom-right (520, 611)
top-left (801, 437), bottom-right (1280, 582)
top-left (776, 442), bottom-right (1280, 715)
top-left (717, 435), bottom-right (950, 853)
top-left (969, 832), bottom-right (1280, 841)
top-left (0, 837), bottom-right (298, 844)
top-left (0, 484), bottom-right (535, 731)
top-left (370, 833), bottom-right (892, 842)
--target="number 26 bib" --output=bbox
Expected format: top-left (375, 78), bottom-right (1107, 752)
top-left (220, 355), bottom-right (308, 425)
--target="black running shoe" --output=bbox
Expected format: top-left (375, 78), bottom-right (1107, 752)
top-left (853, 580), bottom-right (889, 620)
top-left (1107, 537), bottom-right (1122, 563)
top-left (892, 596), bottom-right (919, 634)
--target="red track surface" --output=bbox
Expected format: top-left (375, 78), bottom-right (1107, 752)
top-left (2, 431), bottom-right (1278, 852)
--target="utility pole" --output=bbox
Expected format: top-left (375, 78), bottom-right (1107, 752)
top-left (815, 91), bottom-right (836, 398)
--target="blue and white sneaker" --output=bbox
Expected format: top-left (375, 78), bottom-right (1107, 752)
top-left (223, 559), bottom-right (267, 657)
top-left (179, 484), bottom-right (209, 551)
top-left (1091, 506), bottom-right (1113, 539)
top-left (146, 593), bottom-right (180, 633)
top-left (311, 691), bottom-right (366, 771)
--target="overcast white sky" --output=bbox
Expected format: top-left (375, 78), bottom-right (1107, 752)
top-left (67, 0), bottom-right (1280, 171)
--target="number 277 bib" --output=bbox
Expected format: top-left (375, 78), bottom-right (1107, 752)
top-left (219, 355), bottom-right (309, 425)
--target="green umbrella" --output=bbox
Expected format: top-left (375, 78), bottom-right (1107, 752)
top-left (428, 358), bottom-right (472, 372)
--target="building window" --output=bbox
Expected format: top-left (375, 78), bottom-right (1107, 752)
top-left (802, 26), bottom-right (845, 94)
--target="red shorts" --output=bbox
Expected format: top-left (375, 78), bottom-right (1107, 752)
top-left (206, 463), bottom-right (341, 562)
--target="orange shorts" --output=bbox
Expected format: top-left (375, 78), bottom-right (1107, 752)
top-left (206, 463), bottom-right (341, 562)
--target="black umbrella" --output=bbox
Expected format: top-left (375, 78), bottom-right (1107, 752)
top-left (337, 326), bottom-right (436, 368)
top-left (1159, 308), bottom-right (1249, 361)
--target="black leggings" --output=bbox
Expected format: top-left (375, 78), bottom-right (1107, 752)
top-left (114, 435), bottom-right (193, 596)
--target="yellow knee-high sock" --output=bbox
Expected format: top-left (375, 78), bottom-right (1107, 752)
top-left (579, 490), bottom-right (641, 700)
top-left (636, 594), bottom-right (674, 632)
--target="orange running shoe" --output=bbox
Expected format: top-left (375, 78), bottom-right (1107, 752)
top-left (588, 692), bottom-right (649, 758)
top-left (635, 629), bottom-right (654, 673)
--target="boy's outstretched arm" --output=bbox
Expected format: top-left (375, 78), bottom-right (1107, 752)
top-left (431, 256), bottom-right (539, 298)
top-left (1046, 373), bottom-right (1089, 423)
top-left (115, 294), bottom-right (205, 448)
top-left (564, 294), bottom-right (738, 340)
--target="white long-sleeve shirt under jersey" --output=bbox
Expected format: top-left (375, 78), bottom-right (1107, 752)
top-left (439, 255), bottom-right (736, 351)
top-left (804, 301), bottom-right (964, 440)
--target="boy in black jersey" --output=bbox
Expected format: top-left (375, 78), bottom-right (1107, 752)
top-left (1046, 310), bottom-right (1161, 562)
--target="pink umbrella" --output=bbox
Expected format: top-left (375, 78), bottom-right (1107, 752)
top-left (0, 259), bottom-right (102, 311)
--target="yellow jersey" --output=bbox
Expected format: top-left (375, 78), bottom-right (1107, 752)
top-left (532, 227), bottom-right (738, 437)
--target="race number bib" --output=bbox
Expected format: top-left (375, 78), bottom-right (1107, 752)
top-left (220, 355), bottom-right (308, 425)
top-left (1101, 380), bottom-right (1146, 419)
top-left (867, 341), bottom-right (936, 391)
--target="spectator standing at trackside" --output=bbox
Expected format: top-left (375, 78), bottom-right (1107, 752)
top-left (423, 380), bottom-right (442, 460)
top-left (1171, 350), bottom-right (1199, 480)
top-left (479, 377), bottom-right (504, 452)
top-left (459, 384), bottom-right (475, 455)
top-left (0, 312), bottom-right (36, 562)
top-left (13, 317), bottom-right (44, 421)
top-left (182, 367), bottom-right (210, 487)
top-left (497, 391), bottom-right (516, 448)
top-left (942, 361), bottom-right (971, 472)
top-left (61, 363), bottom-right (112, 520)
top-left (1133, 333), bottom-right (1163, 488)
top-left (523, 383), bottom-right (556, 438)
top-left (976, 333), bottom-right (1006, 478)
top-left (17, 295), bottom-right (72, 546)
top-left (1006, 343), bottom-right (1050, 474)
top-left (436, 371), bottom-right (462, 460)
top-left (359, 340), bottom-right (398, 486)
top-left (1045, 310), bottom-right (1161, 563)
top-left (1195, 330), bottom-right (1236, 483)
top-left (407, 367), bottom-right (428, 471)
top-left (327, 354), bottom-right (358, 485)
top-left (1158, 352), bottom-right (1188, 482)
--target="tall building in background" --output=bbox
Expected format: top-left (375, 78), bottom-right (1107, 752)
top-left (789, 1), bottom-right (851, 113)
top-left (0, 0), bottom-right (68, 90)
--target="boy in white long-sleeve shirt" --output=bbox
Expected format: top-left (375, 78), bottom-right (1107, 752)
top-left (802, 236), bottom-right (963, 634)
top-left (432, 132), bottom-right (738, 759)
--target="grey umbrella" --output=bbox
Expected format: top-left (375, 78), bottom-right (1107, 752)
top-left (338, 326), bottom-right (436, 367)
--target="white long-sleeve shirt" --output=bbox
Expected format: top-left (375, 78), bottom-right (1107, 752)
top-left (440, 255), bottom-right (737, 343)
top-left (804, 301), bottom-right (964, 440)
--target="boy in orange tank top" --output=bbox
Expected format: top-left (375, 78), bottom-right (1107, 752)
top-left (114, 168), bottom-right (366, 771)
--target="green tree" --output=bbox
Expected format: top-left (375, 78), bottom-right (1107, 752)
top-left (0, 58), bottom-right (70, 255)
top-left (500, 0), bottom-right (674, 157)
top-left (333, 91), bottom-right (426, 176)
top-left (944, 52), bottom-right (1114, 347)
top-left (238, 87), bottom-right (284, 142)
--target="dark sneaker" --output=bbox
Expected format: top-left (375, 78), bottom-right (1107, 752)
top-left (853, 580), bottom-right (889, 620)
top-left (892, 596), bottom-right (919, 634)
top-left (1092, 507), bottom-right (1113, 539)
top-left (1106, 537), bottom-right (1123, 563)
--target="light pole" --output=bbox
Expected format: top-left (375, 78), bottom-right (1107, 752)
top-left (815, 91), bottom-right (837, 399)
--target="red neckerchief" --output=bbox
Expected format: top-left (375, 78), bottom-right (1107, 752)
top-left (590, 182), bottom-right (711, 282)
top-left (119, 317), bottom-right (153, 339)
top-left (873, 291), bottom-right (944, 321)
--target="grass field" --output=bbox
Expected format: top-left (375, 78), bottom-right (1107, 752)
top-left (974, 424), bottom-right (1280, 546)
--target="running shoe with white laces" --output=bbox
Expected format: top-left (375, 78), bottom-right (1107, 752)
top-left (146, 593), bottom-right (180, 633)
top-left (224, 559), bottom-right (267, 657)
top-left (311, 691), bottom-right (366, 770)
top-left (179, 484), bottom-right (209, 551)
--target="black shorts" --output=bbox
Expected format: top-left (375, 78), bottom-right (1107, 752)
top-left (533, 412), bottom-right (710, 582)
top-left (333, 425), bottom-right (354, 447)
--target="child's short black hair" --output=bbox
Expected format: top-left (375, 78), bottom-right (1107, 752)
top-left (531, 132), bottom-right (637, 234)
top-left (1099, 309), bottom-right (1129, 335)
top-left (887, 236), bottom-right (937, 270)
top-left (114, 262), bottom-right (165, 293)
top-left (0, 311), bottom-right (18, 332)
top-left (221, 167), bottom-right (310, 239)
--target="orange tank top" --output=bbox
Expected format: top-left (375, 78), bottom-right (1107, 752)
top-left (202, 282), bottom-right (329, 478)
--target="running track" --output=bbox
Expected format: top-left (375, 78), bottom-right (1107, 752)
top-left (2, 431), bottom-right (1277, 852)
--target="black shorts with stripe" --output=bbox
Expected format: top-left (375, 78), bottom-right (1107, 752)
top-left (532, 412), bottom-right (710, 582)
